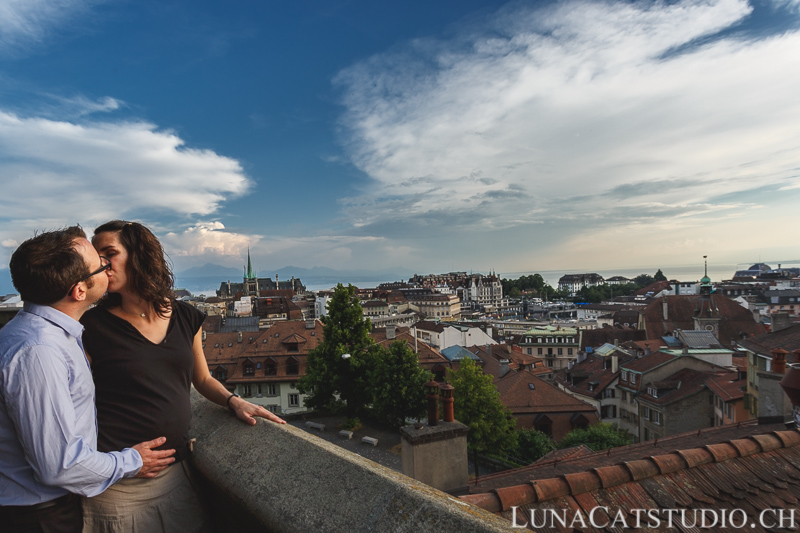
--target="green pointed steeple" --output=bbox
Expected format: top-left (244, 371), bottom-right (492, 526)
top-left (246, 247), bottom-right (256, 279)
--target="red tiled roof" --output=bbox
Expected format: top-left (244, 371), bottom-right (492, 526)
top-left (642, 295), bottom-right (766, 347)
top-left (621, 351), bottom-right (677, 373)
top-left (738, 323), bottom-right (800, 360)
top-left (495, 371), bottom-right (597, 415)
top-left (369, 327), bottom-right (449, 368)
top-left (637, 367), bottom-right (716, 405)
top-left (554, 353), bottom-right (636, 399)
top-left (706, 372), bottom-right (746, 402)
top-left (203, 321), bottom-right (323, 383)
top-left (462, 427), bottom-right (800, 528)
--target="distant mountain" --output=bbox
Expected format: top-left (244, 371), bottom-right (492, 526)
top-left (177, 263), bottom-right (242, 279)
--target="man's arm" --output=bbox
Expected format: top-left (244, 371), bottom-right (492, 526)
top-left (4, 346), bottom-right (146, 496)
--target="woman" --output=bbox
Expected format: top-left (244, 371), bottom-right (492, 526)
top-left (80, 220), bottom-right (285, 533)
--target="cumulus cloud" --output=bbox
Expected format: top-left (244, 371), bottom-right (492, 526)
top-left (335, 0), bottom-right (800, 264)
top-left (0, 110), bottom-right (250, 220)
top-left (0, 110), bottom-right (252, 266)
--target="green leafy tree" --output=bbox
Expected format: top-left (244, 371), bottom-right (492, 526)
top-left (369, 340), bottom-right (432, 428)
top-left (654, 269), bottom-right (667, 282)
top-left (297, 284), bottom-right (380, 417)
top-left (448, 358), bottom-right (517, 458)
top-left (513, 428), bottom-right (556, 464)
top-left (558, 423), bottom-right (631, 451)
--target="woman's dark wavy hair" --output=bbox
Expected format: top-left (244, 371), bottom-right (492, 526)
top-left (94, 220), bottom-right (174, 317)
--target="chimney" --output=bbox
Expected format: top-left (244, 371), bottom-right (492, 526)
top-left (662, 299), bottom-right (668, 321)
top-left (772, 348), bottom-right (788, 375)
top-left (612, 354), bottom-right (618, 373)
top-left (644, 347), bottom-right (651, 356)
top-left (237, 331), bottom-right (243, 343)
top-left (614, 338), bottom-right (619, 347)
top-left (386, 325), bottom-right (396, 340)
top-left (400, 382), bottom-right (468, 493)
top-left (772, 312), bottom-right (792, 333)
top-left (499, 359), bottom-right (510, 378)
top-left (440, 383), bottom-right (454, 422)
top-left (425, 380), bottom-right (440, 426)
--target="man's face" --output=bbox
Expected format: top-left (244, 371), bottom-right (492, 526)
top-left (73, 238), bottom-right (109, 303)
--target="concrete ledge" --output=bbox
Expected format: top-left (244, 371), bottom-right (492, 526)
top-left (339, 430), bottom-right (353, 439)
top-left (189, 391), bottom-right (513, 532)
top-left (305, 421), bottom-right (326, 431)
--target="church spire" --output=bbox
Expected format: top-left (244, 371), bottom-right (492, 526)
top-left (246, 247), bottom-right (256, 279)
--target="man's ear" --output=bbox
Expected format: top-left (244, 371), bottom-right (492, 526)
top-left (72, 281), bottom-right (88, 302)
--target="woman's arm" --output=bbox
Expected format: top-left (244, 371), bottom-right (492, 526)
top-left (191, 329), bottom-right (286, 425)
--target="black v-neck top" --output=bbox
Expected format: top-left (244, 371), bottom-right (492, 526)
top-left (81, 300), bottom-right (205, 457)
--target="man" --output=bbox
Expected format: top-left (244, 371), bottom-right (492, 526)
top-left (0, 227), bottom-right (176, 532)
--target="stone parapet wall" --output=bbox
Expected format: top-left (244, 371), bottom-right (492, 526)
top-left (188, 390), bottom-right (513, 532)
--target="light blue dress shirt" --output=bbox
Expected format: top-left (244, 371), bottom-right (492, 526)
top-left (0, 302), bottom-right (143, 505)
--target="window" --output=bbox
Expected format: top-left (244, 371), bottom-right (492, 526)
top-left (603, 389), bottom-right (615, 399)
top-left (257, 384), bottom-right (262, 396)
top-left (527, 348), bottom-right (532, 355)
top-left (244, 364), bottom-right (254, 376)
top-left (558, 348), bottom-right (563, 355)
top-left (267, 384), bottom-right (277, 396)
top-left (631, 374), bottom-right (637, 385)
top-left (643, 406), bottom-right (650, 420)
top-left (288, 394), bottom-right (300, 407)
top-left (652, 411), bottom-right (661, 425)
top-left (243, 384), bottom-right (252, 397)
top-left (621, 390), bottom-right (627, 401)
top-left (286, 359), bottom-right (299, 375)
top-left (568, 348), bottom-right (573, 356)
top-left (538, 348), bottom-right (543, 355)
top-left (621, 371), bottom-right (628, 381)
top-left (266, 404), bottom-right (279, 414)
top-left (265, 361), bottom-right (276, 375)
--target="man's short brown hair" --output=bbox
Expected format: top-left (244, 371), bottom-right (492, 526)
top-left (9, 226), bottom-right (91, 305)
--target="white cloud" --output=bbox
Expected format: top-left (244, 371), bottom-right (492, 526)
top-left (335, 0), bottom-right (800, 254)
top-left (0, 0), bottom-right (104, 56)
top-left (0, 110), bottom-right (250, 221)
top-left (0, 110), bottom-right (251, 267)
top-left (162, 222), bottom-right (255, 259)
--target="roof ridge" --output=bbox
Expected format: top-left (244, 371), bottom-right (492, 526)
top-left (460, 428), bottom-right (800, 513)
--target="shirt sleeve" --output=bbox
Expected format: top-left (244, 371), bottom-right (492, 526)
top-left (4, 345), bottom-right (143, 497)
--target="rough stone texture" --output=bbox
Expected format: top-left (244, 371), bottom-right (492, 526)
top-left (400, 421), bottom-right (470, 493)
top-left (188, 391), bottom-right (513, 532)
top-left (757, 370), bottom-right (792, 421)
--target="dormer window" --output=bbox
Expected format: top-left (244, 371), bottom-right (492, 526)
top-left (648, 386), bottom-right (658, 398)
top-left (621, 371), bottom-right (628, 381)
top-left (244, 364), bottom-right (254, 376)
top-left (631, 374), bottom-right (637, 385)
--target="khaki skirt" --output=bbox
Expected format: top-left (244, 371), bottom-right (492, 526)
top-left (82, 462), bottom-right (211, 533)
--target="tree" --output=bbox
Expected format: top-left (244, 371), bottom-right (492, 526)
top-left (633, 274), bottom-right (655, 288)
top-left (297, 284), bottom-right (380, 417)
top-left (448, 358), bottom-right (517, 457)
top-left (369, 340), bottom-right (432, 428)
top-left (654, 269), bottom-right (667, 282)
top-left (513, 428), bottom-right (556, 464)
top-left (558, 423), bottom-right (631, 451)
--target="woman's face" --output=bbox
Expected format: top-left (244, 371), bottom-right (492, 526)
top-left (92, 231), bottom-right (129, 294)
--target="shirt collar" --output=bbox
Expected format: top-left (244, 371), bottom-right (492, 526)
top-left (22, 302), bottom-right (85, 340)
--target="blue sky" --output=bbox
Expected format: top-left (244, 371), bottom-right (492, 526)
top-left (1, 0), bottom-right (799, 280)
